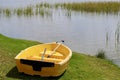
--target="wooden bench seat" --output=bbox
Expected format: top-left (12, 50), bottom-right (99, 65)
top-left (39, 51), bottom-right (65, 59)
top-left (27, 56), bottom-right (63, 63)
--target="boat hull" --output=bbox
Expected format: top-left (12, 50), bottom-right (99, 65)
top-left (15, 42), bottom-right (72, 77)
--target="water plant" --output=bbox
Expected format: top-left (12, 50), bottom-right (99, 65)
top-left (115, 23), bottom-right (120, 44)
top-left (43, 3), bottom-right (52, 8)
top-left (23, 6), bottom-right (33, 16)
top-left (36, 3), bottom-right (52, 8)
top-left (36, 4), bottom-right (43, 8)
top-left (3, 9), bottom-right (11, 17)
top-left (35, 8), bottom-right (39, 15)
top-left (0, 8), bottom-right (2, 14)
top-left (60, 2), bottom-right (120, 14)
top-left (34, 3), bottom-right (53, 17)
top-left (35, 7), bottom-right (52, 17)
top-left (54, 3), bottom-right (62, 9)
top-left (106, 31), bottom-right (110, 47)
top-left (14, 8), bottom-right (23, 16)
top-left (1, 2), bottom-right (120, 17)
top-left (96, 49), bottom-right (106, 59)
top-left (38, 9), bottom-right (45, 17)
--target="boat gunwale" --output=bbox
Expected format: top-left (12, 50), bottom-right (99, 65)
top-left (15, 42), bottom-right (72, 65)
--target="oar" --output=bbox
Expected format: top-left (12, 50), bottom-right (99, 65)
top-left (47, 40), bottom-right (64, 58)
top-left (41, 48), bottom-right (47, 61)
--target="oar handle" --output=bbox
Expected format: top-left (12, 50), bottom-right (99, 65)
top-left (47, 40), bottom-right (64, 58)
top-left (56, 40), bottom-right (64, 43)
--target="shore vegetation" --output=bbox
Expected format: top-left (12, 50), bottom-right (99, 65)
top-left (0, 34), bottom-right (120, 80)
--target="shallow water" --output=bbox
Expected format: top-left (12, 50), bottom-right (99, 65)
top-left (0, 0), bottom-right (120, 66)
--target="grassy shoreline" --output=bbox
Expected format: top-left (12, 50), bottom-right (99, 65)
top-left (0, 2), bottom-right (120, 17)
top-left (0, 34), bottom-right (120, 80)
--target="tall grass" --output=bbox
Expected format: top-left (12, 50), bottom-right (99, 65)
top-left (43, 3), bottom-right (52, 8)
top-left (36, 3), bottom-right (52, 8)
top-left (35, 3), bottom-right (52, 17)
top-left (54, 3), bottom-right (62, 9)
top-left (115, 23), bottom-right (120, 44)
top-left (38, 9), bottom-right (45, 17)
top-left (14, 8), bottom-right (23, 16)
top-left (1, 2), bottom-right (120, 17)
top-left (59, 2), bottom-right (120, 14)
top-left (35, 8), bottom-right (51, 17)
top-left (23, 6), bottom-right (33, 16)
top-left (3, 9), bottom-right (11, 17)
top-left (0, 8), bottom-right (2, 14)
top-left (96, 49), bottom-right (106, 59)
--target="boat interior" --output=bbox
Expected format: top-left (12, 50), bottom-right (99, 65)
top-left (27, 51), bottom-right (65, 63)
top-left (16, 43), bottom-right (70, 63)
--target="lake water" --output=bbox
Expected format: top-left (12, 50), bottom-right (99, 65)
top-left (0, 0), bottom-right (120, 66)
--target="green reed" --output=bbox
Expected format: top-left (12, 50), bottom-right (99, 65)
top-left (35, 7), bottom-right (46, 17)
top-left (54, 3), bottom-right (62, 9)
top-left (115, 23), bottom-right (120, 44)
top-left (3, 9), bottom-right (11, 17)
top-left (0, 9), bottom-right (2, 14)
top-left (59, 2), bottom-right (120, 14)
top-left (43, 3), bottom-right (52, 8)
top-left (13, 7), bottom-right (34, 16)
top-left (36, 3), bottom-right (52, 8)
top-left (39, 9), bottom-right (45, 17)
top-left (14, 8), bottom-right (23, 16)
top-left (23, 6), bottom-right (33, 16)
top-left (35, 3), bottom-right (52, 17)
top-left (1, 2), bottom-right (120, 17)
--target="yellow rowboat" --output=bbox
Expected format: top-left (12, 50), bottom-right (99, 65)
top-left (15, 41), bottom-right (72, 77)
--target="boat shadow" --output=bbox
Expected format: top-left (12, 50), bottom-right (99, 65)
top-left (6, 66), bottom-right (64, 80)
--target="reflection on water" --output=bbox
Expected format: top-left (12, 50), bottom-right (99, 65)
top-left (0, 11), bottom-right (119, 54)
top-left (115, 23), bottom-right (120, 45)
top-left (113, 23), bottom-right (120, 66)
